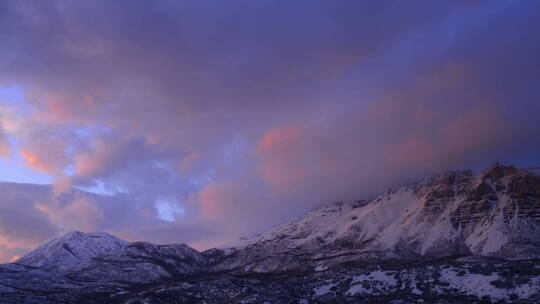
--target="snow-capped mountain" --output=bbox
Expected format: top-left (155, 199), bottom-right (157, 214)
top-left (16, 231), bottom-right (128, 271)
top-left (209, 164), bottom-right (540, 275)
top-left (2, 163), bottom-right (540, 303)
top-left (14, 231), bottom-right (206, 284)
top-left (250, 163), bottom-right (540, 259)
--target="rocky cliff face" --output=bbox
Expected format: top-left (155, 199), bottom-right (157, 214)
top-left (1, 164), bottom-right (540, 303)
top-left (214, 164), bottom-right (540, 275)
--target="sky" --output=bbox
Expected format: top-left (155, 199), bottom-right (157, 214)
top-left (0, 0), bottom-right (540, 262)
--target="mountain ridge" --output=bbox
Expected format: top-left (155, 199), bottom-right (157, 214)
top-left (3, 163), bottom-right (540, 303)
top-left (236, 164), bottom-right (540, 261)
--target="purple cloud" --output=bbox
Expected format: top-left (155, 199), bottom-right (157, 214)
top-left (0, 0), bottom-right (539, 261)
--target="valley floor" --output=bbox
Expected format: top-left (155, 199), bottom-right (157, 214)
top-left (2, 257), bottom-right (540, 304)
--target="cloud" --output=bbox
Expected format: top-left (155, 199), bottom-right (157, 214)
top-left (0, 183), bottom-right (59, 262)
top-left (0, 0), bottom-right (539, 261)
top-left (257, 125), bottom-right (311, 193)
top-left (0, 123), bottom-right (9, 157)
top-left (35, 197), bottom-right (104, 232)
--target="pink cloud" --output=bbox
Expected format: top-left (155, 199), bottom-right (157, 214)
top-left (0, 123), bottom-right (9, 157)
top-left (197, 182), bottom-right (243, 222)
top-left (384, 108), bottom-right (504, 171)
top-left (257, 125), bottom-right (313, 192)
top-left (74, 144), bottom-right (115, 177)
top-left (35, 197), bottom-right (104, 232)
top-left (20, 146), bottom-right (67, 174)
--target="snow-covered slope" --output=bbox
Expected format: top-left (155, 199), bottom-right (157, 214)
top-left (248, 164), bottom-right (540, 260)
top-left (16, 231), bottom-right (128, 271)
top-left (69, 242), bottom-right (207, 283)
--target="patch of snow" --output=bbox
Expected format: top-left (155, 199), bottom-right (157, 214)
top-left (347, 270), bottom-right (399, 296)
top-left (436, 267), bottom-right (540, 301)
top-left (110, 290), bottom-right (128, 298)
top-left (314, 265), bottom-right (328, 272)
top-left (313, 281), bottom-right (336, 296)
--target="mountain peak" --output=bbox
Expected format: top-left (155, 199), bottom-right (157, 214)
top-left (17, 231), bottom-right (128, 271)
top-left (60, 230), bottom-right (119, 241)
top-left (480, 162), bottom-right (521, 180)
